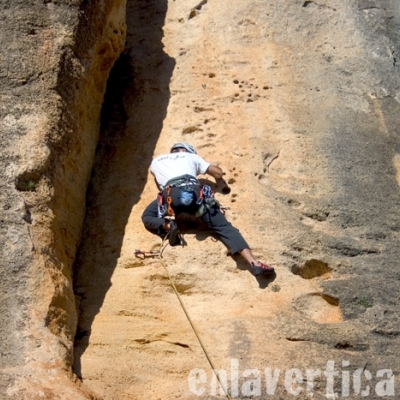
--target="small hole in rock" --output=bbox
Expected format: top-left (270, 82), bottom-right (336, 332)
top-left (291, 259), bottom-right (332, 279)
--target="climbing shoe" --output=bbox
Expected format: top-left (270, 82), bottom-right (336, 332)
top-left (251, 261), bottom-right (275, 276)
top-left (168, 220), bottom-right (181, 247)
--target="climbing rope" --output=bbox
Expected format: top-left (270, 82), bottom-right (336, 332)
top-left (136, 235), bottom-right (232, 400)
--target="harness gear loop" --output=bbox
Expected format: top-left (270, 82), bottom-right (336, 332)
top-left (197, 186), bottom-right (203, 203)
top-left (166, 185), bottom-right (174, 216)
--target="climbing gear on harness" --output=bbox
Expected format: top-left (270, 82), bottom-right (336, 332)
top-left (170, 142), bottom-right (197, 154)
top-left (251, 261), bottom-right (275, 276)
top-left (157, 174), bottom-right (221, 219)
top-left (166, 185), bottom-right (174, 216)
top-left (157, 191), bottom-right (167, 218)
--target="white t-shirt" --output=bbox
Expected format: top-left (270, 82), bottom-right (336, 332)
top-left (150, 152), bottom-right (210, 189)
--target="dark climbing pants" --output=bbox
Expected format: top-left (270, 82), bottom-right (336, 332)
top-left (141, 198), bottom-right (249, 255)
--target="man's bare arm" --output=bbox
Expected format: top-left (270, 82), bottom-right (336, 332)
top-left (206, 164), bottom-right (224, 180)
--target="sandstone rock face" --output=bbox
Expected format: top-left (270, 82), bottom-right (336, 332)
top-left (2, 0), bottom-right (400, 399)
top-left (73, 0), bottom-right (400, 399)
top-left (0, 0), bottom-right (126, 397)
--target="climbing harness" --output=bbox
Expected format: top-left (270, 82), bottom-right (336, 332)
top-left (158, 174), bottom-right (226, 219)
top-left (135, 233), bottom-right (232, 400)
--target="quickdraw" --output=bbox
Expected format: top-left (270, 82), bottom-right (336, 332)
top-left (134, 249), bottom-right (162, 259)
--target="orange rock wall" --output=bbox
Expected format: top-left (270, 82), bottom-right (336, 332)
top-left (0, 0), bottom-right (126, 397)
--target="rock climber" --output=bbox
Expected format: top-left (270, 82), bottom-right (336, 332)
top-left (141, 142), bottom-right (275, 276)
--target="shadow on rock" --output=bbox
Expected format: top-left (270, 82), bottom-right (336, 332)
top-left (72, 0), bottom-right (175, 379)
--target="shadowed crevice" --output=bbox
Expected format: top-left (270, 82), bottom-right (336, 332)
top-left (72, 0), bottom-right (175, 378)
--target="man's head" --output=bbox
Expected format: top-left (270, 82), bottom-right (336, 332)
top-left (170, 142), bottom-right (197, 154)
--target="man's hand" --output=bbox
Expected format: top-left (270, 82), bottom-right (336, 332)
top-left (206, 164), bottom-right (224, 180)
